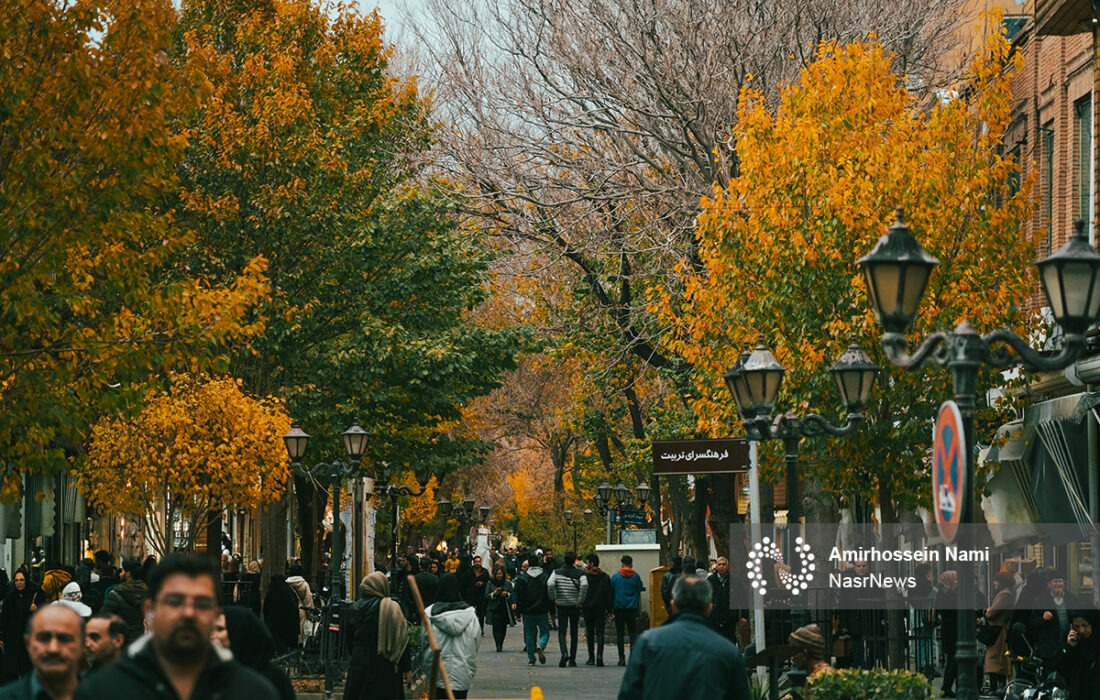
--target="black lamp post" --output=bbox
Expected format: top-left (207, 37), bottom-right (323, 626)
top-left (592, 481), bottom-right (652, 544)
top-left (375, 461), bottom-right (432, 580)
top-left (283, 420), bottom-right (366, 696)
top-left (438, 495), bottom-right (488, 556)
top-left (857, 210), bottom-right (1100, 700)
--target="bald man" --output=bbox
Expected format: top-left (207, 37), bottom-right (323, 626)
top-left (0, 604), bottom-right (84, 700)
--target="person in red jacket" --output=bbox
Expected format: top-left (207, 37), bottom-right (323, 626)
top-left (610, 555), bottom-right (645, 666)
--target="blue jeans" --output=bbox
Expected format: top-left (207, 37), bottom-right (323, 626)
top-left (523, 614), bottom-right (550, 662)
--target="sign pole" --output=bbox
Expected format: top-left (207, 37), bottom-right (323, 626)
top-left (748, 442), bottom-right (765, 676)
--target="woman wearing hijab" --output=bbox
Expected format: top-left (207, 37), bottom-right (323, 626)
top-left (485, 566), bottom-right (514, 652)
top-left (238, 560), bottom-right (263, 616)
top-left (0, 568), bottom-right (41, 681)
top-left (345, 572), bottom-right (409, 700)
top-left (984, 571), bottom-right (1015, 693)
top-left (425, 574), bottom-right (481, 699)
top-left (217, 606), bottom-right (295, 700)
top-left (934, 571), bottom-right (959, 698)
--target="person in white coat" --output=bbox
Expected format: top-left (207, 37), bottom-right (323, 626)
top-left (425, 574), bottom-right (481, 699)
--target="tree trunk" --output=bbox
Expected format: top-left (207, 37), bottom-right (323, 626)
top-left (707, 473), bottom-right (740, 558)
top-left (261, 491), bottom-right (289, 605)
top-left (665, 475), bottom-right (693, 557)
top-left (294, 475), bottom-right (327, 579)
top-left (205, 507), bottom-right (223, 567)
top-left (691, 476), bottom-right (709, 559)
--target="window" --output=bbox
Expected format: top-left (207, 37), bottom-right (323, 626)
top-left (1002, 16), bottom-right (1028, 43)
top-left (1075, 95), bottom-right (1092, 226)
top-left (1042, 123), bottom-right (1054, 253)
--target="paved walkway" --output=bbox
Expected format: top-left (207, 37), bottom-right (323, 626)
top-left (463, 624), bottom-right (628, 699)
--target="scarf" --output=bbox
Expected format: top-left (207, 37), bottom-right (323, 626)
top-left (618, 567), bottom-right (636, 578)
top-left (938, 571), bottom-right (957, 589)
top-left (359, 572), bottom-right (408, 665)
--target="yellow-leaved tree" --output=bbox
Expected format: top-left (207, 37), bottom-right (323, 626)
top-left (658, 23), bottom-right (1036, 522)
top-left (79, 374), bottom-right (291, 556)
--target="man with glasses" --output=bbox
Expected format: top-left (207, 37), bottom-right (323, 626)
top-left (74, 553), bottom-right (276, 699)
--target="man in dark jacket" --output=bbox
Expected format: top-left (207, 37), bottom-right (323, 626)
top-left (617, 575), bottom-right (751, 700)
top-left (660, 556), bottom-right (683, 615)
top-left (0, 605), bottom-right (83, 700)
top-left (512, 555), bottom-right (550, 666)
top-left (583, 553), bottom-right (613, 666)
top-left (99, 558), bottom-right (148, 645)
top-left (707, 557), bottom-right (747, 646)
top-left (74, 553), bottom-right (277, 700)
top-left (461, 556), bottom-right (491, 634)
top-left (1029, 571), bottom-right (1076, 664)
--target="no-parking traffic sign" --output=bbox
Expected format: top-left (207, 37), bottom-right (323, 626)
top-left (933, 401), bottom-right (966, 544)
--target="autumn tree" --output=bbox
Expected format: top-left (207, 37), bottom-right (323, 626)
top-left (80, 374), bottom-right (291, 557)
top-left (172, 0), bottom-right (526, 577)
top-left (404, 0), bottom-right (969, 559)
top-left (0, 0), bottom-right (269, 495)
top-left (661, 27), bottom-right (1035, 523)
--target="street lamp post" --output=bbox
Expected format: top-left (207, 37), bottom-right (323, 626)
top-left (437, 495), bottom-right (489, 556)
top-left (283, 420), bottom-right (367, 696)
top-left (375, 462), bottom-right (432, 580)
top-left (563, 509), bottom-right (590, 552)
top-left (592, 481), bottom-right (651, 545)
top-left (857, 210), bottom-right (1100, 700)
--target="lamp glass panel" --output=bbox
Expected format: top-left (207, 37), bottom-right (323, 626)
top-left (1041, 263), bottom-right (1066, 319)
top-left (868, 262), bottom-right (900, 316)
top-left (1060, 261), bottom-right (1094, 318)
top-left (733, 376), bottom-right (754, 414)
top-left (834, 370), bottom-right (858, 409)
top-left (745, 371), bottom-right (765, 406)
top-left (859, 369), bottom-right (877, 404)
top-left (763, 369), bottom-right (783, 407)
top-left (899, 265), bottom-right (931, 318)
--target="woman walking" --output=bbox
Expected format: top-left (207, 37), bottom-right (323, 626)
top-left (486, 566), bottom-right (514, 652)
top-left (984, 571), bottom-right (1015, 694)
top-left (344, 572), bottom-right (410, 700)
top-left (425, 575), bottom-right (481, 699)
top-left (0, 569), bottom-right (41, 681)
top-left (935, 571), bottom-right (959, 698)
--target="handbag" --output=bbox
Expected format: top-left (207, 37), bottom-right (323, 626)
top-left (976, 621), bottom-right (1001, 646)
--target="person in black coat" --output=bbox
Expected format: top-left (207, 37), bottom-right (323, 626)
top-left (583, 554), bottom-right (613, 666)
top-left (263, 574), bottom-right (301, 652)
top-left (0, 569), bottom-right (41, 682)
top-left (934, 571), bottom-right (959, 698)
top-left (221, 606), bottom-right (294, 700)
top-left (238, 561), bottom-right (263, 617)
top-left (1028, 571), bottom-right (1076, 664)
top-left (415, 560), bottom-right (441, 608)
top-left (344, 573), bottom-right (409, 700)
top-left (486, 566), bottom-right (514, 652)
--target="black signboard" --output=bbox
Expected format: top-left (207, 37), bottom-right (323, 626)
top-left (651, 438), bottom-right (749, 475)
top-left (613, 506), bottom-right (650, 526)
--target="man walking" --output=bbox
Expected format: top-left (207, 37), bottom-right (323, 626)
top-left (583, 554), bottom-right (613, 666)
top-left (0, 605), bottom-right (83, 700)
top-left (610, 554), bottom-right (644, 666)
top-left (461, 556), bottom-right (491, 634)
top-left (99, 559), bottom-right (147, 645)
top-left (547, 553), bottom-right (587, 667)
top-left (512, 555), bottom-right (551, 666)
top-left (84, 614), bottom-right (126, 675)
top-left (617, 576), bottom-right (751, 700)
top-left (75, 553), bottom-right (277, 699)
top-left (707, 557), bottom-right (746, 647)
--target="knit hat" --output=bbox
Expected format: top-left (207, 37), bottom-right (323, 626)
top-left (789, 624), bottom-right (826, 659)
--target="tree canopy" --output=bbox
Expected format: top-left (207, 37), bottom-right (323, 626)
top-left (659, 28), bottom-right (1035, 519)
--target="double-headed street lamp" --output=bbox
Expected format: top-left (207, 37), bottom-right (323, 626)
top-left (437, 495), bottom-right (490, 555)
top-left (723, 336), bottom-right (880, 530)
top-left (283, 420), bottom-right (368, 600)
top-left (283, 420), bottom-right (366, 698)
top-left (563, 508), bottom-right (592, 552)
top-left (374, 462), bottom-right (432, 577)
top-left (592, 480), bottom-right (651, 544)
top-left (857, 210), bottom-right (1100, 700)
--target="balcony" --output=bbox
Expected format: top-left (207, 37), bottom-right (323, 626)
top-left (1035, 0), bottom-right (1096, 35)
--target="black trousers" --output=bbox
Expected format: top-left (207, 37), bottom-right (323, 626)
top-left (557, 607), bottom-right (580, 659)
top-left (614, 608), bottom-right (638, 658)
top-left (492, 620), bottom-right (508, 650)
top-left (583, 610), bottom-right (606, 659)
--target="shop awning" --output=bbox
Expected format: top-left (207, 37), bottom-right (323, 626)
top-left (1024, 392), bottom-right (1100, 527)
